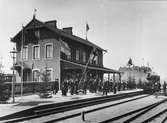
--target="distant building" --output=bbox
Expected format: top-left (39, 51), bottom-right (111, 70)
top-left (11, 16), bottom-right (120, 89)
top-left (119, 66), bottom-right (152, 83)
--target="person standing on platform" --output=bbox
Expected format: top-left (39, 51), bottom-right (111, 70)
top-left (109, 81), bottom-right (113, 92)
top-left (94, 78), bottom-right (98, 93)
top-left (62, 78), bottom-right (66, 96)
top-left (118, 82), bottom-right (121, 91)
top-left (74, 77), bottom-right (79, 95)
top-left (163, 81), bottom-right (166, 96)
top-left (122, 81), bottom-right (126, 91)
top-left (103, 81), bottom-right (109, 96)
top-left (89, 77), bottom-right (94, 93)
top-left (83, 78), bottom-right (87, 95)
top-left (97, 79), bottom-right (103, 92)
top-left (113, 82), bottom-right (117, 94)
top-left (69, 78), bottom-right (74, 95)
top-left (158, 82), bottom-right (161, 92)
top-left (63, 78), bottom-right (68, 96)
top-left (53, 79), bottom-right (59, 94)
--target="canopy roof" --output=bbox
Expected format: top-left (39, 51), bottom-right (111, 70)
top-left (61, 59), bottom-right (120, 74)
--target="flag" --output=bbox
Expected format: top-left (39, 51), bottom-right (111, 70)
top-left (86, 23), bottom-right (89, 32)
top-left (86, 22), bottom-right (90, 40)
top-left (33, 8), bottom-right (37, 19)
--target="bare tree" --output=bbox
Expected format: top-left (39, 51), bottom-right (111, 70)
top-left (0, 58), bottom-right (10, 102)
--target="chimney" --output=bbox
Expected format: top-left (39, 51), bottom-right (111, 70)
top-left (45, 20), bottom-right (57, 28)
top-left (63, 27), bottom-right (73, 35)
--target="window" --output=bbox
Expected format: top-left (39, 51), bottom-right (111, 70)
top-left (22, 46), bottom-right (28, 60)
top-left (83, 51), bottom-right (86, 63)
top-left (90, 55), bottom-right (98, 65)
top-left (94, 55), bottom-right (98, 65)
top-left (45, 44), bottom-right (53, 59)
top-left (76, 49), bottom-right (80, 61)
top-left (67, 48), bottom-right (71, 60)
top-left (33, 70), bottom-right (40, 82)
top-left (33, 45), bottom-right (40, 59)
top-left (90, 53), bottom-right (94, 64)
top-left (35, 30), bottom-right (40, 39)
top-left (46, 69), bottom-right (53, 81)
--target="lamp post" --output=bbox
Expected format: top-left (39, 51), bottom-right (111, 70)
top-left (10, 47), bottom-right (17, 103)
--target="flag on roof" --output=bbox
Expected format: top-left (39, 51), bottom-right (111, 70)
top-left (86, 23), bottom-right (89, 32)
top-left (86, 22), bottom-right (90, 40)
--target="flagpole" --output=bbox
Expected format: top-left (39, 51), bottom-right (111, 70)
top-left (86, 22), bottom-right (87, 40)
top-left (86, 21), bottom-right (89, 40)
top-left (33, 8), bottom-right (37, 19)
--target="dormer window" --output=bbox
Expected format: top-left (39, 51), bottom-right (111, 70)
top-left (35, 30), bottom-right (40, 39)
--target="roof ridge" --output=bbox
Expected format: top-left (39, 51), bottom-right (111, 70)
top-left (12, 18), bottom-right (104, 51)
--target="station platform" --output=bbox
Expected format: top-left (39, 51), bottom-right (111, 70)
top-left (0, 89), bottom-right (142, 118)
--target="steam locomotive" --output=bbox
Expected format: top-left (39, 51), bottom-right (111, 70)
top-left (143, 73), bottom-right (160, 93)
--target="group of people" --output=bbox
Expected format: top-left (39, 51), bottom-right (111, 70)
top-left (60, 77), bottom-right (132, 96)
top-left (61, 77), bottom-right (79, 96)
top-left (54, 77), bottom-right (167, 96)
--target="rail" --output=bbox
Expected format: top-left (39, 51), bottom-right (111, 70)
top-left (0, 91), bottom-right (144, 123)
top-left (99, 98), bottom-right (167, 123)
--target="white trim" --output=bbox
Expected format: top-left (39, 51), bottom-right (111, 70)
top-left (82, 50), bottom-right (86, 63)
top-left (35, 30), bottom-right (40, 39)
top-left (22, 45), bottom-right (28, 60)
top-left (32, 69), bottom-right (40, 82)
top-left (76, 49), bottom-right (80, 61)
top-left (32, 44), bottom-right (40, 60)
top-left (44, 43), bottom-right (53, 60)
top-left (46, 68), bottom-right (53, 81)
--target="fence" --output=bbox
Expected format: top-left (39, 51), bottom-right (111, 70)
top-left (5, 81), bottom-right (58, 96)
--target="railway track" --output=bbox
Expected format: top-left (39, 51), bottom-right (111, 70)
top-left (142, 108), bottom-right (167, 123)
top-left (0, 91), bottom-right (145, 123)
top-left (99, 97), bottom-right (167, 123)
top-left (162, 116), bottom-right (167, 123)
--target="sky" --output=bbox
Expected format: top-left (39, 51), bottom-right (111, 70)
top-left (1, 0), bottom-right (167, 79)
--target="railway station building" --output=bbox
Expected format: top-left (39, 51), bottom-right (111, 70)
top-left (11, 16), bottom-right (120, 90)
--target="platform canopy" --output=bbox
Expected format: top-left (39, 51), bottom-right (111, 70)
top-left (61, 59), bottom-right (120, 74)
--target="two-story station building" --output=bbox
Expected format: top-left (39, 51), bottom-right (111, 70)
top-left (11, 16), bottom-right (120, 89)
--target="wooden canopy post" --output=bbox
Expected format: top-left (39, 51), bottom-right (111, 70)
top-left (113, 73), bottom-right (115, 83)
top-left (113, 73), bottom-right (116, 94)
top-left (119, 73), bottom-right (121, 83)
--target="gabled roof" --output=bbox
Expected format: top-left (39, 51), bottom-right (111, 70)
top-left (12, 17), bottom-right (105, 51)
